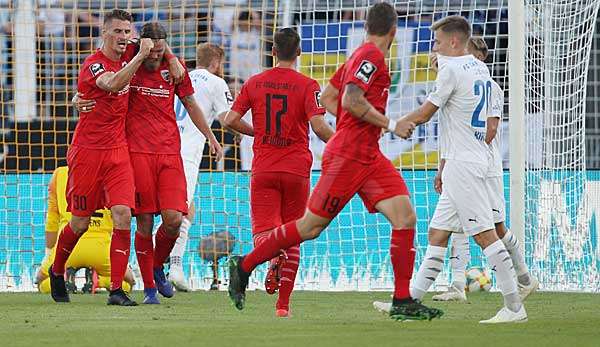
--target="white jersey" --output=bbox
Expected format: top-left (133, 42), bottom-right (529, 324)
top-left (175, 68), bottom-right (232, 162)
top-left (487, 80), bottom-right (503, 177)
top-left (428, 54), bottom-right (493, 166)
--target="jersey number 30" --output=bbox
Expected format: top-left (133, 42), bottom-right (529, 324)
top-left (472, 80), bottom-right (491, 128)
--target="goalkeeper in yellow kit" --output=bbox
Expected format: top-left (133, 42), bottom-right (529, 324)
top-left (36, 166), bottom-right (135, 293)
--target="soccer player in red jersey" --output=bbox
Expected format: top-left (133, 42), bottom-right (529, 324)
top-left (126, 23), bottom-right (223, 304)
top-left (48, 10), bottom-right (184, 306)
top-left (223, 28), bottom-right (334, 317)
top-left (227, 3), bottom-right (443, 321)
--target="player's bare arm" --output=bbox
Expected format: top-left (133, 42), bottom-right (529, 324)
top-left (401, 101), bottom-right (439, 126)
top-left (96, 38), bottom-right (154, 93)
top-left (434, 158), bottom-right (446, 194)
top-left (72, 92), bottom-right (96, 113)
top-left (221, 110), bottom-right (254, 137)
top-left (485, 116), bottom-right (500, 145)
top-left (320, 83), bottom-right (339, 116)
top-left (180, 94), bottom-right (224, 161)
top-left (342, 83), bottom-right (415, 139)
top-left (164, 43), bottom-right (185, 84)
top-left (309, 115), bottom-right (334, 142)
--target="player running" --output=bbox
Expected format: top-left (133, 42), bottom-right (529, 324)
top-left (428, 37), bottom-right (538, 302)
top-left (394, 16), bottom-right (527, 323)
top-left (126, 23), bottom-right (223, 304)
top-left (161, 43), bottom-right (233, 292)
top-left (223, 28), bottom-right (334, 317)
top-left (48, 9), bottom-right (182, 306)
top-left (226, 3), bottom-right (443, 321)
top-left (37, 166), bottom-right (136, 294)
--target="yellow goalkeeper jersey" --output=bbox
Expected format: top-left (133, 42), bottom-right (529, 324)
top-left (46, 166), bottom-right (113, 237)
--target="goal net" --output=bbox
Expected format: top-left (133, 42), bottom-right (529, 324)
top-left (0, 0), bottom-right (598, 293)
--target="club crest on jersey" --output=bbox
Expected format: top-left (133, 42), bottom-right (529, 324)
top-left (89, 63), bottom-right (105, 77)
top-left (160, 70), bottom-right (170, 82)
top-left (314, 91), bottom-right (322, 108)
top-left (225, 91), bottom-right (234, 104)
top-left (355, 60), bottom-right (377, 84)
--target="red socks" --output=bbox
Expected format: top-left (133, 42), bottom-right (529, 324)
top-left (390, 228), bottom-right (416, 300)
top-left (51, 223), bottom-right (82, 275)
top-left (241, 220), bottom-right (303, 273)
top-left (153, 226), bottom-right (179, 269)
top-left (135, 232), bottom-right (155, 289)
top-left (276, 245), bottom-right (300, 311)
top-left (110, 228), bottom-right (131, 291)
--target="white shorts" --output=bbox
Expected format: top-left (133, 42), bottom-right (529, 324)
top-left (485, 175), bottom-right (506, 224)
top-left (183, 156), bottom-right (202, 204)
top-left (430, 160), bottom-right (495, 236)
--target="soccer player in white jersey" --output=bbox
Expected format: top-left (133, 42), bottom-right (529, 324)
top-left (163, 43), bottom-right (231, 291)
top-left (375, 16), bottom-right (526, 323)
top-left (431, 37), bottom-right (538, 302)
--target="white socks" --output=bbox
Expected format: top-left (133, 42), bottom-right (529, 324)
top-left (483, 240), bottom-right (521, 312)
top-left (169, 217), bottom-right (191, 268)
top-left (410, 245), bottom-right (446, 300)
top-left (501, 229), bottom-right (531, 286)
top-left (450, 233), bottom-right (470, 291)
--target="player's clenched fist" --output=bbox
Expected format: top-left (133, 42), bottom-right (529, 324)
top-left (138, 38), bottom-right (154, 57)
top-left (394, 119), bottom-right (415, 139)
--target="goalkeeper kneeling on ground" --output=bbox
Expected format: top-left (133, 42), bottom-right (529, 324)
top-left (36, 166), bottom-right (135, 293)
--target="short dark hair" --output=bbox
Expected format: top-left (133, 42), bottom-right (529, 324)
top-left (140, 22), bottom-right (167, 40)
top-left (273, 28), bottom-right (300, 61)
top-left (197, 43), bottom-right (225, 67)
top-left (468, 37), bottom-right (488, 60)
top-left (104, 9), bottom-right (132, 25)
top-left (431, 15), bottom-right (471, 43)
top-left (366, 2), bottom-right (397, 36)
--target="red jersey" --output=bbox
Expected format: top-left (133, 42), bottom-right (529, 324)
top-left (325, 42), bottom-right (390, 164)
top-left (126, 59), bottom-right (195, 154)
top-left (231, 67), bottom-right (325, 177)
top-left (74, 46), bottom-right (136, 149)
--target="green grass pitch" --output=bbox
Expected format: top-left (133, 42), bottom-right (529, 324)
top-left (0, 291), bottom-right (598, 347)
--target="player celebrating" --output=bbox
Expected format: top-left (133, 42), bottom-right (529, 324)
top-left (393, 16), bottom-right (527, 323)
top-left (226, 3), bottom-right (442, 321)
top-left (163, 43), bottom-right (233, 292)
top-left (37, 166), bottom-right (136, 294)
top-left (48, 9), bottom-right (161, 306)
top-left (126, 23), bottom-right (223, 304)
top-left (222, 28), bottom-right (334, 317)
top-left (430, 37), bottom-right (538, 302)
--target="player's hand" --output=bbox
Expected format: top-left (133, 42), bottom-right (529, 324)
top-left (429, 53), bottom-right (438, 72)
top-left (209, 138), bottom-right (224, 162)
top-left (167, 57), bottom-right (185, 85)
top-left (138, 38), bottom-right (154, 57)
top-left (434, 171), bottom-right (443, 194)
top-left (73, 92), bottom-right (96, 113)
top-left (394, 119), bottom-right (415, 139)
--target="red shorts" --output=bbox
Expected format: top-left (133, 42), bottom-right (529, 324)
top-left (308, 151), bottom-right (409, 219)
top-left (130, 152), bottom-right (188, 215)
top-left (66, 145), bottom-right (135, 217)
top-left (250, 172), bottom-right (310, 234)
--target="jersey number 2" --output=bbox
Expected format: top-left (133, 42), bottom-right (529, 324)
top-left (472, 80), bottom-right (492, 127)
top-left (265, 94), bottom-right (287, 136)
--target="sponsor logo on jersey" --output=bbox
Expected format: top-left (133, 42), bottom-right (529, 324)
top-left (314, 91), bottom-right (322, 108)
top-left (160, 70), bottom-right (170, 82)
top-left (131, 85), bottom-right (170, 98)
top-left (355, 60), bottom-right (377, 84)
top-left (225, 91), bottom-right (234, 104)
top-left (89, 63), bottom-right (105, 77)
